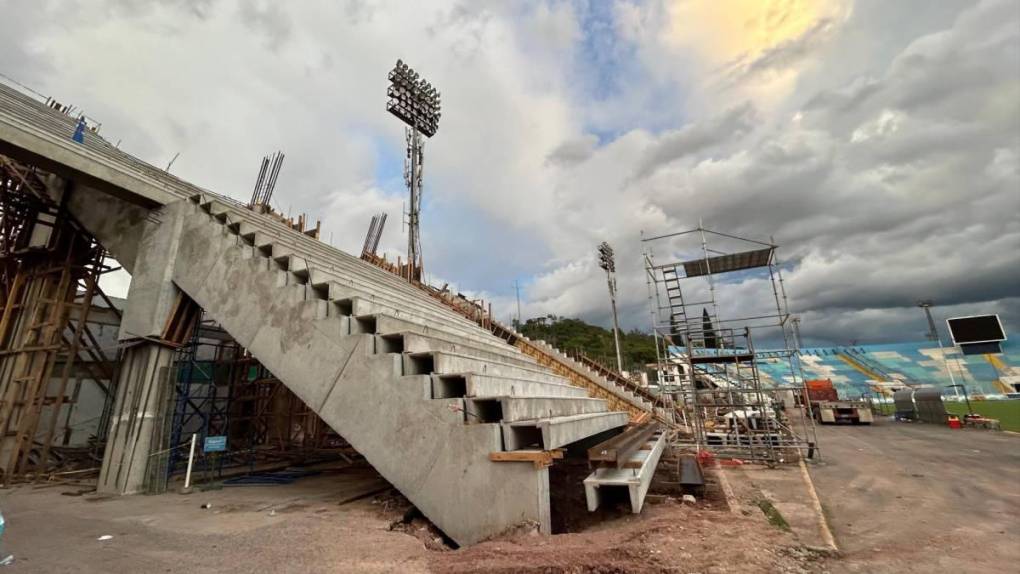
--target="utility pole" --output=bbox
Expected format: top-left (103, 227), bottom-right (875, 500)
top-left (513, 279), bottom-right (522, 328)
top-left (598, 242), bottom-right (624, 373)
top-left (387, 59), bottom-right (441, 282)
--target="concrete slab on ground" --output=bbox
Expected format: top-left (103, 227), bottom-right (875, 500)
top-left (807, 417), bottom-right (1020, 573)
top-left (721, 461), bottom-right (833, 551)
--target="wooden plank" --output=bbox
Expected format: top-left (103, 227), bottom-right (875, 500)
top-left (488, 449), bottom-right (564, 463)
top-left (489, 449), bottom-right (564, 469)
top-left (489, 451), bottom-right (546, 462)
top-left (39, 268), bottom-right (100, 475)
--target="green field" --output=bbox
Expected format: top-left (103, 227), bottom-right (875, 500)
top-left (945, 400), bottom-right (1020, 432)
top-left (870, 401), bottom-right (896, 416)
top-left (858, 399), bottom-right (1020, 431)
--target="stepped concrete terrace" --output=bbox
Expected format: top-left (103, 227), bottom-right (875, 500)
top-left (0, 82), bottom-right (630, 545)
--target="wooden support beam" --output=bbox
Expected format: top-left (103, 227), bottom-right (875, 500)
top-left (489, 449), bottom-right (564, 469)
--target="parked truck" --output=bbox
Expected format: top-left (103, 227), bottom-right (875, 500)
top-left (805, 379), bottom-right (873, 425)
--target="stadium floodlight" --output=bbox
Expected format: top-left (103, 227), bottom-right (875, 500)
top-left (387, 59), bottom-right (441, 137)
top-left (387, 59), bottom-right (442, 282)
top-left (598, 241), bottom-right (616, 273)
top-left (597, 241), bottom-right (624, 373)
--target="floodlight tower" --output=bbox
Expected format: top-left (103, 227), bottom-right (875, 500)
top-left (598, 242), bottom-right (625, 373)
top-left (791, 316), bottom-right (803, 350)
top-left (387, 59), bottom-right (442, 282)
top-left (918, 299), bottom-right (959, 392)
top-left (917, 300), bottom-right (939, 342)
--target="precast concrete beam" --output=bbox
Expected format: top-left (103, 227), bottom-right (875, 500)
top-left (400, 332), bottom-right (539, 369)
top-left (503, 411), bottom-right (629, 451)
top-left (431, 373), bottom-right (589, 400)
top-left (427, 352), bottom-right (568, 384)
top-left (465, 396), bottom-right (609, 423)
top-left (584, 431), bottom-right (667, 514)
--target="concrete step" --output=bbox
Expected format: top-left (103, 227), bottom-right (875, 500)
top-left (394, 332), bottom-right (539, 369)
top-left (466, 396), bottom-right (609, 423)
top-left (206, 254), bottom-right (492, 355)
top-left (310, 272), bottom-right (501, 335)
top-left (371, 314), bottom-right (522, 358)
top-left (430, 373), bottom-right (589, 400)
top-left (502, 412), bottom-right (630, 451)
top-left (200, 204), bottom-right (489, 332)
top-left (528, 339), bottom-right (655, 414)
top-left (343, 297), bottom-right (517, 354)
top-left (233, 258), bottom-right (518, 357)
top-left (405, 351), bottom-right (567, 385)
top-left (217, 209), bottom-right (484, 333)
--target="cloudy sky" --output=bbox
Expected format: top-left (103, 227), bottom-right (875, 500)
top-left (2, 0), bottom-right (1017, 346)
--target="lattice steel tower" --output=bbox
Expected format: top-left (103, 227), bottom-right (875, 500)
top-left (386, 59), bottom-right (441, 282)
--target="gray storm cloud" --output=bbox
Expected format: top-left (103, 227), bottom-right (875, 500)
top-left (1, 0), bottom-right (1016, 345)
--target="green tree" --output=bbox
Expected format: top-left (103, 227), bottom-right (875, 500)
top-left (518, 316), bottom-right (658, 373)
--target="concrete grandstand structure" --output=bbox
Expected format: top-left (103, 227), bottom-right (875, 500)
top-left (0, 80), bottom-right (637, 546)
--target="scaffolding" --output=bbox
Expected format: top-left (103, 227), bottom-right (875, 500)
top-left (642, 225), bottom-right (817, 464)
top-left (0, 156), bottom-right (119, 482)
top-left (164, 317), bottom-right (235, 478)
top-left (145, 313), bottom-right (352, 493)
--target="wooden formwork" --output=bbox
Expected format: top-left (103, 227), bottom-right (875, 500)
top-left (0, 156), bottom-right (116, 483)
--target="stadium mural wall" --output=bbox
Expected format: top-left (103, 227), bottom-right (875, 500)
top-left (755, 340), bottom-right (1020, 399)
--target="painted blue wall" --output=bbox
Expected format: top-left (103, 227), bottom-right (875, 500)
top-left (754, 340), bottom-right (1019, 398)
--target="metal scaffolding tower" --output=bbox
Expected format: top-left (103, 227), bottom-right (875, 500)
top-left (642, 225), bottom-right (817, 464)
top-left (164, 316), bottom-right (236, 479)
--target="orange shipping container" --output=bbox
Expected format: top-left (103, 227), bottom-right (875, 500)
top-left (805, 379), bottom-right (839, 402)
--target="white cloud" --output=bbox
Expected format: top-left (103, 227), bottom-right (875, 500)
top-left (3, 0), bottom-right (1017, 346)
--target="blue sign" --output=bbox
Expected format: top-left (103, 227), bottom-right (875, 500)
top-left (204, 435), bottom-right (227, 452)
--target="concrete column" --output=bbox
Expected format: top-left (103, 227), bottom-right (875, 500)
top-left (96, 342), bottom-right (175, 494)
top-left (94, 199), bottom-right (189, 494)
top-left (58, 181), bottom-right (150, 274)
top-left (117, 200), bottom-right (188, 340)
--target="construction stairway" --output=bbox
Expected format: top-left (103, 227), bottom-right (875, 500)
top-left (158, 194), bottom-right (628, 545)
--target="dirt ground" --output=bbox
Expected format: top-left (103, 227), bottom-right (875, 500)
top-left (807, 416), bottom-right (1020, 573)
top-left (0, 460), bottom-right (822, 573)
top-left (427, 501), bottom-right (824, 574)
top-left (1, 419), bottom-right (1014, 573)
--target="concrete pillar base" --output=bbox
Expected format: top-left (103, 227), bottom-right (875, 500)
top-left (97, 342), bottom-right (176, 495)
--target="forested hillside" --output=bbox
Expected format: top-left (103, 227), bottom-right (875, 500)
top-left (516, 315), bottom-right (657, 373)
